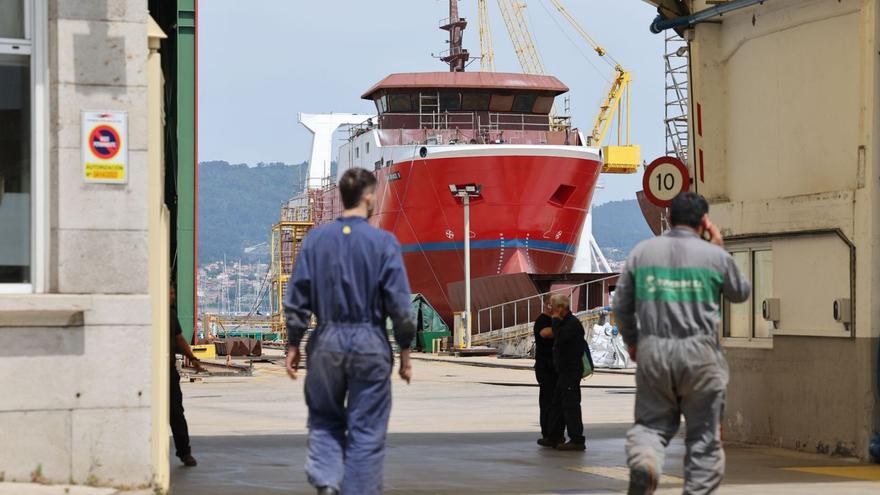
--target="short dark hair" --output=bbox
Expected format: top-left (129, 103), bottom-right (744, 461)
top-left (669, 191), bottom-right (709, 229)
top-left (339, 168), bottom-right (378, 209)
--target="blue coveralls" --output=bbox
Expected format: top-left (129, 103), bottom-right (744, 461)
top-left (284, 216), bottom-right (415, 495)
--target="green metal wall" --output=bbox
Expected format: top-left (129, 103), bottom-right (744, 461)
top-left (175, 0), bottom-right (197, 342)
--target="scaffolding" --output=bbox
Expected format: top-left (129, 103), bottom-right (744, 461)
top-left (267, 181), bottom-right (342, 340)
top-left (269, 201), bottom-right (315, 340)
top-left (664, 32), bottom-right (689, 162)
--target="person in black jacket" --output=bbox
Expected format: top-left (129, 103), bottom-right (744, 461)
top-left (547, 293), bottom-right (586, 451)
top-left (533, 301), bottom-right (558, 447)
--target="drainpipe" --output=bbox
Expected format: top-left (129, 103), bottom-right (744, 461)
top-left (650, 0), bottom-right (768, 34)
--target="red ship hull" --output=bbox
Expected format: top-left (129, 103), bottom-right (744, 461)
top-left (367, 148), bottom-right (602, 323)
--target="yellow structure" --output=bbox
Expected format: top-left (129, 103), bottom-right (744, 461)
top-left (269, 202), bottom-right (316, 340)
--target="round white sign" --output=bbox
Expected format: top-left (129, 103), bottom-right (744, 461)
top-left (643, 157), bottom-right (690, 207)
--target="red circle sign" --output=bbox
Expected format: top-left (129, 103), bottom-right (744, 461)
top-left (642, 156), bottom-right (690, 207)
top-left (88, 125), bottom-right (122, 160)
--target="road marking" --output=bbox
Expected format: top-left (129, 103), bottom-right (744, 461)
top-left (782, 465), bottom-right (880, 481)
top-left (566, 466), bottom-right (683, 485)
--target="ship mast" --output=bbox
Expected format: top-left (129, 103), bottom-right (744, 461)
top-left (440, 0), bottom-right (470, 72)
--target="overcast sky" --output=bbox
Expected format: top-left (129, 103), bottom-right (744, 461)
top-left (198, 0), bottom-right (666, 204)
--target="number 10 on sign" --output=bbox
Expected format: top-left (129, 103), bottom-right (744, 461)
top-left (642, 156), bottom-right (691, 208)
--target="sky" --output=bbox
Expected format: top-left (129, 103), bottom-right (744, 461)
top-left (198, 0), bottom-right (666, 204)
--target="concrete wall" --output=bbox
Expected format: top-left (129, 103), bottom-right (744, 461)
top-left (0, 0), bottom-right (158, 487)
top-left (687, 0), bottom-right (880, 459)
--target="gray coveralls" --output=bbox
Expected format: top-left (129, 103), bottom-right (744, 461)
top-left (612, 227), bottom-right (750, 495)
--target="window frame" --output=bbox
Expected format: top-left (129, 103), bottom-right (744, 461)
top-left (0, 0), bottom-right (48, 294)
top-left (721, 244), bottom-right (774, 349)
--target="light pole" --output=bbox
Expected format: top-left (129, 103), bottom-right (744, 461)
top-left (449, 183), bottom-right (482, 348)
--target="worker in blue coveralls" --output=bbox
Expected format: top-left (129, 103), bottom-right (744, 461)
top-left (284, 167), bottom-right (416, 495)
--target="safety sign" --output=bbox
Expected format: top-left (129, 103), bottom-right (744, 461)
top-left (82, 111), bottom-right (128, 184)
top-left (642, 156), bottom-right (690, 207)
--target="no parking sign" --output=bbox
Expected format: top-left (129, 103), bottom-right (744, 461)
top-left (82, 111), bottom-right (128, 184)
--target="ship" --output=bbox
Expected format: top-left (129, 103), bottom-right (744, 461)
top-left (289, 0), bottom-right (603, 325)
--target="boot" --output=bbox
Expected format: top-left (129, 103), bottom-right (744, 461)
top-left (556, 441), bottom-right (586, 451)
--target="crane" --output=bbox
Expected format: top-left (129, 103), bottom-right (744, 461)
top-left (477, 0), bottom-right (495, 71)
top-left (484, 0), bottom-right (641, 173)
top-left (496, 0), bottom-right (544, 75)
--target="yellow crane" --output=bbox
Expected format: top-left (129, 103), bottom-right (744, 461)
top-left (496, 0), bottom-right (544, 75)
top-left (483, 0), bottom-right (641, 173)
top-left (477, 0), bottom-right (495, 71)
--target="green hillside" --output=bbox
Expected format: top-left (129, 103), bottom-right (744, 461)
top-left (198, 160), bottom-right (308, 263)
top-left (591, 199), bottom-right (654, 263)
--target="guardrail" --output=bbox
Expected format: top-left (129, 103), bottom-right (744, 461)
top-left (475, 274), bottom-right (618, 335)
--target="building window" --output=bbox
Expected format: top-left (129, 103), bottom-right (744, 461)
top-left (355, 146), bottom-right (359, 158)
top-left (365, 142), bottom-right (369, 154)
top-left (0, 0), bottom-right (35, 288)
top-left (723, 247), bottom-right (773, 344)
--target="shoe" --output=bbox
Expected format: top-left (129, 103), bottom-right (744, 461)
top-left (316, 487), bottom-right (339, 495)
top-left (556, 441), bottom-right (586, 451)
top-left (181, 454), bottom-right (198, 467)
top-left (537, 437), bottom-right (561, 448)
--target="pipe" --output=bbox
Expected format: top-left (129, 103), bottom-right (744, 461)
top-left (650, 0), bottom-right (768, 34)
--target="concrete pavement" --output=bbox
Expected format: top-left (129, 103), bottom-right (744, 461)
top-left (168, 356), bottom-right (880, 494)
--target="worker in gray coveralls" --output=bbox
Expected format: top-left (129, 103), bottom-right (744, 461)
top-left (612, 192), bottom-right (751, 495)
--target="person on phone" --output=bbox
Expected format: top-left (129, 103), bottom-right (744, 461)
top-left (533, 301), bottom-right (558, 447)
top-left (546, 293), bottom-right (586, 451)
top-left (613, 192), bottom-right (750, 494)
top-left (283, 168), bottom-right (416, 495)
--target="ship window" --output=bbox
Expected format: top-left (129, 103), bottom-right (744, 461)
top-left (462, 92), bottom-right (490, 111)
top-left (355, 147), bottom-right (359, 158)
top-left (512, 94), bottom-right (537, 113)
top-left (388, 93), bottom-right (412, 112)
top-left (439, 92), bottom-right (461, 111)
top-left (375, 96), bottom-right (387, 114)
top-left (365, 142), bottom-right (370, 154)
top-left (489, 94), bottom-right (514, 112)
top-left (533, 95), bottom-right (554, 114)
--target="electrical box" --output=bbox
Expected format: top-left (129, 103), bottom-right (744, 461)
top-left (761, 298), bottom-right (780, 322)
top-left (833, 298), bottom-right (852, 324)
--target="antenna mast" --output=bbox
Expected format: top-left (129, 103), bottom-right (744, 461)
top-left (440, 0), bottom-right (470, 72)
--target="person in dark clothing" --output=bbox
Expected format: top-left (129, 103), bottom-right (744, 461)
top-left (170, 285), bottom-right (203, 467)
top-left (534, 301), bottom-right (559, 447)
top-left (547, 293), bottom-right (586, 451)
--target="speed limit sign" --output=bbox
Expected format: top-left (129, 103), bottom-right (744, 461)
top-left (643, 156), bottom-right (691, 207)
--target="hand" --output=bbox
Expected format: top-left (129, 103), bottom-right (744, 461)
top-left (188, 357), bottom-right (205, 373)
top-left (285, 345), bottom-right (301, 380)
top-left (398, 349), bottom-right (413, 384)
top-left (627, 344), bottom-right (637, 362)
top-left (539, 327), bottom-right (553, 338)
top-left (703, 217), bottom-right (724, 247)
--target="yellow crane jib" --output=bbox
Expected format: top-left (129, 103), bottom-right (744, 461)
top-left (590, 67), bottom-right (640, 174)
top-left (496, 0), bottom-right (545, 75)
top-left (478, 0), bottom-right (495, 71)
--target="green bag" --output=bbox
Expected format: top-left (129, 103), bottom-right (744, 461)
top-left (582, 346), bottom-right (595, 379)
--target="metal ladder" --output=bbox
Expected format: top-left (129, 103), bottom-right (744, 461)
top-left (419, 92), bottom-right (439, 129)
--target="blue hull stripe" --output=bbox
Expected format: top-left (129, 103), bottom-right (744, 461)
top-left (400, 238), bottom-right (576, 254)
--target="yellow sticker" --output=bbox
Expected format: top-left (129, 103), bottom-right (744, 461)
top-left (342, 225), bottom-right (352, 235)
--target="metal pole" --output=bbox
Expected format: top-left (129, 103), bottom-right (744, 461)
top-left (463, 195), bottom-right (472, 348)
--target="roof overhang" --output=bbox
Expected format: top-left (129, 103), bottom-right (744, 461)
top-left (361, 72), bottom-right (569, 100)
